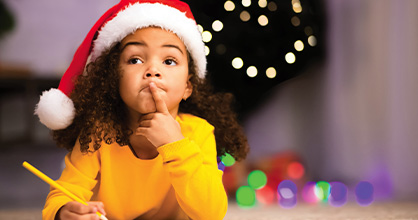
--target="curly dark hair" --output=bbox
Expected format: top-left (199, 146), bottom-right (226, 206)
top-left (52, 42), bottom-right (249, 161)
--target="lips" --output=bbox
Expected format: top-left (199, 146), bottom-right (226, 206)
top-left (139, 83), bottom-right (164, 92)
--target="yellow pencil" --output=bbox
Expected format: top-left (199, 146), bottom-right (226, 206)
top-left (22, 161), bottom-right (108, 220)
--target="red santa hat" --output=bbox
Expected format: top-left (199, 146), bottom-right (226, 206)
top-left (35, 0), bottom-right (206, 130)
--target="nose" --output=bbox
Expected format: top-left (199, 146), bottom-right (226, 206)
top-left (144, 62), bottom-right (162, 78)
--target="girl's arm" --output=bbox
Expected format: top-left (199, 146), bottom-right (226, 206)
top-left (42, 141), bottom-right (101, 220)
top-left (157, 119), bottom-right (228, 220)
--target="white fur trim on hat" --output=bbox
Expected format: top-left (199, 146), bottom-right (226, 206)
top-left (34, 88), bottom-right (75, 130)
top-left (90, 2), bottom-right (207, 78)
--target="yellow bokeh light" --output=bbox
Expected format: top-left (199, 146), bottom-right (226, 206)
top-left (224, 1), bottom-right (235, 11)
top-left (212, 20), bottom-right (224, 32)
top-left (294, 40), bottom-right (304, 51)
top-left (285, 52), bottom-right (296, 64)
top-left (293, 2), bottom-right (302, 13)
top-left (266, 67), bottom-right (277, 78)
top-left (258, 15), bottom-right (268, 26)
top-left (247, 66), bottom-right (258, 77)
top-left (242, 0), bottom-right (251, 7)
top-left (240, 11), bottom-right (251, 22)
top-left (308, 35), bottom-right (317, 46)
top-left (258, 0), bottom-right (267, 8)
top-left (202, 31), bottom-right (212, 43)
top-left (197, 25), bottom-right (204, 34)
top-left (232, 57), bottom-right (244, 69)
top-left (205, 46), bottom-right (210, 56)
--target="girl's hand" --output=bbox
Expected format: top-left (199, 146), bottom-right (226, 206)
top-left (57, 201), bottom-right (106, 220)
top-left (136, 82), bottom-right (184, 147)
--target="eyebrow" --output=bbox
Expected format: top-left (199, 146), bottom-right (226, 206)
top-left (121, 41), bottom-right (184, 54)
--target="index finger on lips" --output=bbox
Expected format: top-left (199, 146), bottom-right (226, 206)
top-left (149, 82), bottom-right (169, 113)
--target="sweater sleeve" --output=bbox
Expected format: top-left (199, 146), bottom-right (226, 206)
top-left (42, 141), bottom-right (100, 220)
top-left (157, 121), bottom-right (228, 220)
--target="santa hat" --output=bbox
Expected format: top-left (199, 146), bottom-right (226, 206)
top-left (35, 0), bottom-right (206, 130)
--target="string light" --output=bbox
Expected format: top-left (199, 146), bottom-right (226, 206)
top-left (197, 24), bottom-right (204, 34)
top-left (212, 20), bottom-right (224, 32)
top-left (266, 67), bottom-right (276, 78)
top-left (242, 0), bottom-right (251, 7)
top-left (267, 1), bottom-right (277, 11)
top-left (204, 46), bottom-right (210, 56)
top-left (294, 40), bottom-right (304, 51)
top-left (308, 35), bottom-right (317, 46)
top-left (285, 52), bottom-right (296, 64)
top-left (291, 16), bottom-right (300, 26)
top-left (258, 0), bottom-right (267, 8)
top-left (355, 181), bottom-right (374, 206)
top-left (258, 15), bottom-right (269, 26)
top-left (224, 0), bottom-right (235, 11)
top-left (201, 31), bottom-right (212, 43)
top-left (292, 0), bottom-right (303, 13)
top-left (240, 11), bottom-right (251, 22)
top-left (246, 66), bottom-right (258, 77)
top-left (232, 57), bottom-right (244, 69)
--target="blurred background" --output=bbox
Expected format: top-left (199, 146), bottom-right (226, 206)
top-left (1, 0), bottom-right (418, 215)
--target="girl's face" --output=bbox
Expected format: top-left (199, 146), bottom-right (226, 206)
top-left (118, 27), bottom-right (192, 120)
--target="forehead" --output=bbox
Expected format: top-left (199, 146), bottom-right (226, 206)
top-left (121, 27), bottom-right (186, 49)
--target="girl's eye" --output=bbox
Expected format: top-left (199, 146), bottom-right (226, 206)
top-left (164, 59), bottom-right (177, 66)
top-left (128, 58), bottom-right (143, 64)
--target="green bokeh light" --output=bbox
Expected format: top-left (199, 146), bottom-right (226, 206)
top-left (221, 153), bottom-right (235, 166)
top-left (248, 170), bottom-right (267, 189)
top-left (236, 186), bottom-right (256, 208)
top-left (315, 181), bottom-right (331, 201)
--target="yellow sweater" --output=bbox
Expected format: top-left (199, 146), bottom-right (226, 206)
top-left (42, 114), bottom-right (228, 220)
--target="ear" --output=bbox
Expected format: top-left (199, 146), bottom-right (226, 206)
top-left (182, 76), bottom-right (193, 101)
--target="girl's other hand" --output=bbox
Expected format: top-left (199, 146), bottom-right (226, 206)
top-left (56, 201), bottom-right (106, 220)
top-left (136, 82), bottom-right (184, 147)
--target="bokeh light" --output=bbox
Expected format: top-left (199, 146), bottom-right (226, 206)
top-left (258, 15), bottom-right (268, 26)
top-left (267, 1), bottom-right (277, 11)
top-left (216, 44), bottom-right (227, 55)
top-left (246, 66), bottom-right (258, 78)
top-left (355, 181), bottom-right (374, 206)
top-left (242, 0), bottom-right (251, 7)
top-left (248, 170), bottom-right (267, 189)
top-left (278, 180), bottom-right (297, 208)
top-left (302, 182), bottom-right (320, 204)
top-left (197, 24), bottom-right (204, 34)
top-left (292, 1), bottom-right (303, 13)
top-left (224, 0), bottom-right (235, 11)
top-left (212, 20), bottom-right (224, 32)
top-left (232, 57), bottom-right (244, 69)
top-left (236, 186), bottom-right (256, 208)
top-left (256, 185), bottom-right (275, 205)
top-left (240, 11), bottom-right (251, 22)
top-left (291, 16), bottom-right (300, 27)
top-left (204, 46), bottom-right (210, 56)
top-left (201, 31), bottom-right (212, 43)
top-left (221, 152), bottom-right (236, 167)
top-left (294, 40), bottom-right (304, 52)
top-left (315, 181), bottom-right (331, 202)
top-left (287, 161), bottom-right (305, 179)
top-left (266, 67), bottom-right (277, 78)
top-left (308, 35), bottom-right (317, 46)
top-left (285, 52), bottom-right (296, 64)
top-left (258, 0), bottom-right (267, 8)
top-left (329, 182), bottom-right (348, 207)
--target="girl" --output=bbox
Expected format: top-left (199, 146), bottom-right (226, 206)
top-left (35, 0), bottom-right (248, 220)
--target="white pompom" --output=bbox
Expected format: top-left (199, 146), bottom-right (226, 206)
top-left (34, 88), bottom-right (75, 130)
